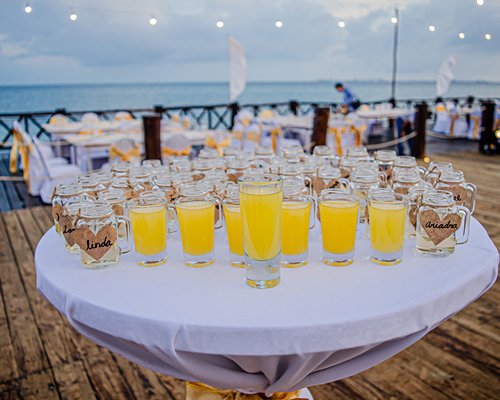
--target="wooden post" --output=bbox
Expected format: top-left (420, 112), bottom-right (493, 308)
top-left (311, 107), bottom-right (330, 151)
top-left (479, 100), bottom-right (497, 155)
top-left (142, 115), bottom-right (162, 161)
top-left (229, 103), bottom-right (239, 129)
top-left (153, 105), bottom-right (165, 114)
top-left (412, 102), bottom-right (428, 159)
top-left (289, 100), bottom-right (299, 116)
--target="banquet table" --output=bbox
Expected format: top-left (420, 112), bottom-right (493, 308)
top-left (50, 129), bottom-right (215, 171)
top-left (355, 108), bottom-right (411, 120)
top-left (35, 217), bottom-right (498, 398)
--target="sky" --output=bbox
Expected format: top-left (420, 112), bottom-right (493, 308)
top-left (0, 0), bottom-right (499, 85)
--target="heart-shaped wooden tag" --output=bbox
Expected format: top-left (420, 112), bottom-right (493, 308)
top-left (192, 173), bottom-right (205, 181)
top-left (111, 204), bottom-right (124, 216)
top-left (312, 177), bottom-right (338, 196)
top-left (441, 185), bottom-right (467, 206)
top-left (419, 210), bottom-right (462, 245)
top-left (59, 214), bottom-right (77, 247)
top-left (74, 224), bottom-right (117, 261)
top-left (52, 203), bottom-right (64, 222)
top-left (226, 172), bottom-right (243, 184)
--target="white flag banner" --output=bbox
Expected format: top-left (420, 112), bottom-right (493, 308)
top-left (228, 36), bottom-right (247, 103)
top-left (436, 55), bottom-right (458, 96)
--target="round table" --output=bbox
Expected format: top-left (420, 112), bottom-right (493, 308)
top-left (35, 218), bottom-right (498, 397)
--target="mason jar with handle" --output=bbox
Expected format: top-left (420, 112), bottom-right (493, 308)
top-left (416, 190), bottom-right (471, 257)
top-left (74, 203), bottom-right (131, 269)
top-left (435, 170), bottom-right (477, 213)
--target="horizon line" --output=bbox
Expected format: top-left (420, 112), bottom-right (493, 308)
top-left (1, 79), bottom-right (500, 88)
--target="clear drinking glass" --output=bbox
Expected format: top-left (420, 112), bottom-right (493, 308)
top-left (128, 192), bottom-right (170, 267)
top-left (175, 195), bottom-right (221, 267)
top-left (319, 190), bottom-right (359, 266)
top-left (416, 190), bottom-right (471, 256)
top-left (368, 191), bottom-right (408, 266)
top-left (223, 196), bottom-right (245, 267)
top-left (239, 174), bottom-right (282, 289)
top-left (282, 195), bottom-right (315, 267)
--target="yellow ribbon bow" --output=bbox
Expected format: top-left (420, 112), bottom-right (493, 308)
top-left (108, 144), bottom-right (141, 162)
top-left (162, 145), bottom-right (192, 157)
top-left (186, 382), bottom-right (304, 400)
top-left (205, 135), bottom-right (232, 156)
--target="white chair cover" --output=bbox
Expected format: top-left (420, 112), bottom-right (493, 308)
top-left (114, 111), bottom-right (133, 121)
top-left (163, 134), bottom-right (191, 151)
top-left (12, 122), bottom-right (81, 201)
top-left (81, 112), bottom-right (100, 124)
top-left (433, 112), bottom-right (451, 134)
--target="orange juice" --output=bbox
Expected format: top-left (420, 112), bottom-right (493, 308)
top-left (320, 200), bottom-right (358, 254)
top-left (177, 201), bottom-right (215, 255)
top-left (282, 201), bottom-right (310, 255)
top-left (369, 202), bottom-right (407, 253)
top-left (130, 205), bottom-right (167, 255)
top-left (240, 184), bottom-right (282, 260)
top-left (224, 203), bottom-right (243, 256)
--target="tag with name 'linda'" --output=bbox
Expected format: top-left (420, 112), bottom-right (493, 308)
top-left (74, 224), bottom-right (117, 261)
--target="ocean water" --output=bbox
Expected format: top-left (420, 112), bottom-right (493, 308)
top-left (0, 81), bottom-right (499, 114)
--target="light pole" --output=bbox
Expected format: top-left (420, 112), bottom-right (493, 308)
top-left (391, 7), bottom-right (399, 101)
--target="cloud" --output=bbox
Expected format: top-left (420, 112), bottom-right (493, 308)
top-left (0, 0), bottom-right (498, 83)
top-left (0, 34), bottom-right (30, 58)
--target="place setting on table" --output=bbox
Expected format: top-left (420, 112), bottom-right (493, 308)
top-left (36, 145), bottom-right (498, 400)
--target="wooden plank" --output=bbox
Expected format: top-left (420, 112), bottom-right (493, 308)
top-left (0, 159), bottom-right (23, 210)
top-left (69, 336), bottom-right (135, 400)
top-left (52, 361), bottom-right (96, 400)
top-left (19, 370), bottom-right (59, 400)
top-left (0, 381), bottom-right (21, 400)
top-left (3, 211), bottom-right (79, 368)
top-left (0, 213), bottom-right (49, 376)
top-left (404, 340), bottom-right (497, 399)
top-left (113, 355), bottom-right (177, 400)
top-left (0, 282), bottom-right (19, 382)
top-left (8, 207), bottom-right (134, 399)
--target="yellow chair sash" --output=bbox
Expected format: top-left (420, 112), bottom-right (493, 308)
top-left (9, 129), bottom-right (30, 181)
top-left (245, 130), bottom-right (261, 144)
top-left (269, 127), bottom-right (282, 153)
top-left (162, 145), bottom-right (191, 157)
top-left (186, 382), bottom-right (304, 400)
top-left (109, 144), bottom-right (141, 162)
top-left (470, 115), bottom-right (480, 139)
top-left (9, 129), bottom-right (20, 174)
top-left (206, 136), bottom-right (231, 156)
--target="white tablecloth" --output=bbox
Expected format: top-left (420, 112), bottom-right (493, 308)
top-left (35, 219), bottom-right (498, 395)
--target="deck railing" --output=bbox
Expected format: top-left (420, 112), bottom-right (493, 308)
top-left (0, 96), bottom-right (496, 151)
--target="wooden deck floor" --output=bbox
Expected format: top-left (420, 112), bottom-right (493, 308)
top-left (0, 151), bottom-right (498, 400)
